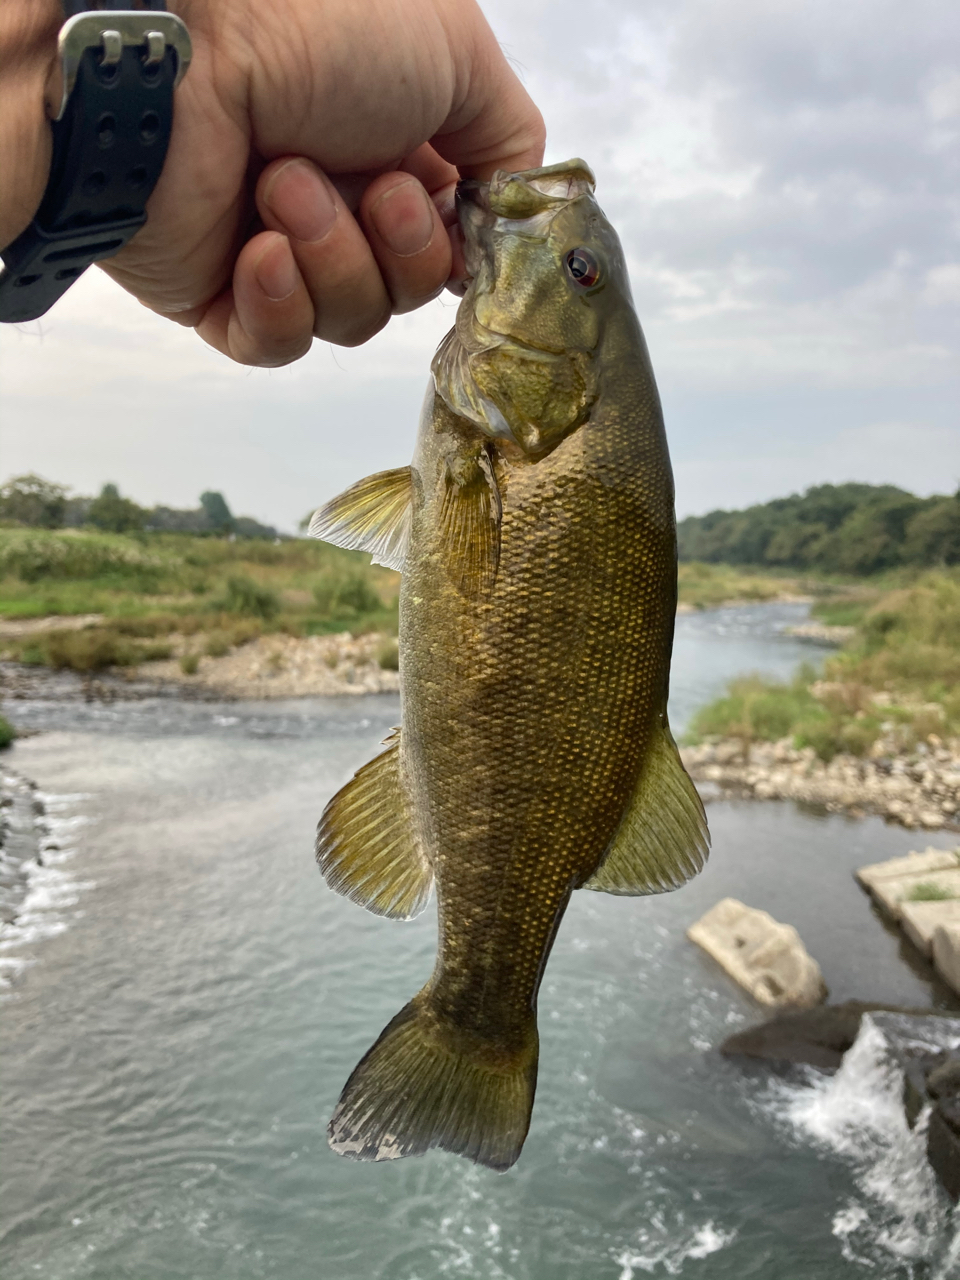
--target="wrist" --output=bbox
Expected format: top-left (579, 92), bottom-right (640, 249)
top-left (0, 0), bottom-right (61, 248)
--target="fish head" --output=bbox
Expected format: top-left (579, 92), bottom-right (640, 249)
top-left (433, 159), bottom-right (628, 458)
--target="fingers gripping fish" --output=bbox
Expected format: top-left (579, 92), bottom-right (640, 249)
top-left (309, 160), bottom-right (709, 1172)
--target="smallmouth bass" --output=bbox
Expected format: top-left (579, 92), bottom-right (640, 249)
top-left (310, 159), bottom-right (709, 1172)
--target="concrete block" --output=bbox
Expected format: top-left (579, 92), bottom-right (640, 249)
top-left (870, 868), bottom-right (960, 921)
top-left (900, 900), bottom-right (960, 957)
top-left (933, 924), bottom-right (960, 997)
top-left (856, 847), bottom-right (959, 895)
top-left (687, 897), bottom-right (827, 1009)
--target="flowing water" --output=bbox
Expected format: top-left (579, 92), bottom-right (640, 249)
top-left (2, 602), bottom-right (959, 1279)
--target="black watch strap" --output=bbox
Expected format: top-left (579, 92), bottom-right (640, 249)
top-left (0, 3), bottom-right (190, 323)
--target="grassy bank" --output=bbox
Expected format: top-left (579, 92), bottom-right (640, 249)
top-left (676, 562), bottom-right (808, 609)
top-left (687, 568), bottom-right (960, 760)
top-left (0, 528), bottom-right (398, 673)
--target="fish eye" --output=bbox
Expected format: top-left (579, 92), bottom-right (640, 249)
top-left (564, 247), bottom-right (601, 289)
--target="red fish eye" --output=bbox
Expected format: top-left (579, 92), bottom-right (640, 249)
top-left (564, 247), bottom-right (601, 288)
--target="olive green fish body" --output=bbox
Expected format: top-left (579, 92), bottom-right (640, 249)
top-left (311, 161), bottom-right (708, 1171)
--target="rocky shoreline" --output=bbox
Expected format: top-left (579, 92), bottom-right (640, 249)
top-left (681, 734), bottom-right (960, 832)
top-left (0, 631), bottom-right (399, 702)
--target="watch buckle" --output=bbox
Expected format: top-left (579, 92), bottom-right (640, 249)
top-left (56, 10), bottom-right (192, 120)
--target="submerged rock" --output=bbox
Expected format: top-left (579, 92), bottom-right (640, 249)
top-left (719, 1000), bottom-right (934, 1070)
top-left (687, 897), bottom-right (827, 1009)
top-left (723, 1007), bottom-right (960, 1203)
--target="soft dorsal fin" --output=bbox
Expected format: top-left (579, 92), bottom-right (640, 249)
top-left (582, 720), bottom-right (709, 896)
top-left (437, 448), bottom-right (501, 598)
top-left (309, 467), bottom-right (413, 572)
top-left (316, 728), bottom-right (433, 919)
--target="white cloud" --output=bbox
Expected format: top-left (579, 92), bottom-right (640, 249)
top-left (1, 0), bottom-right (957, 526)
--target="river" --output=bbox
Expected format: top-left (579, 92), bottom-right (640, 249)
top-left (2, 602), bottom-right (958, 1279)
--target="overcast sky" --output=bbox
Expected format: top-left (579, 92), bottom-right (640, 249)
top-left (2, 0), bottom-right (957, 531)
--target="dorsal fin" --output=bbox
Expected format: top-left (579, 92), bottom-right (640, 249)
top-left (582, 720), bottom-right (709, 896)
top-left (309, 467), bottom-right (413, 572)
top-left (316, 728), bottom-right (433, 919)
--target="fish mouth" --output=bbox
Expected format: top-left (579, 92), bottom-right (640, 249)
top-left (434, 160), bottom-right (601, 449)
top-left (454, 159), bottom-right (597, 293)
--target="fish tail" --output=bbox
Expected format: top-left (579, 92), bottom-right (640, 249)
top-left (328, 995), bottom-right (538, 1172)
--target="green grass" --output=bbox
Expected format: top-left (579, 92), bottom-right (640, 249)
top-left (0, 528), bottom-right (399, 673)
top-left (905, 882), bottom-right (956, 902)
top-left (686, 567), bottom-right (960, 759)
top-left (677, 562), bottom-right (804, 609)
top-left (0, 714), bottom-right (14, 749)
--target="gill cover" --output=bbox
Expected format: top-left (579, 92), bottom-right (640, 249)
top-left (433, 159), bottom-right (616, 459)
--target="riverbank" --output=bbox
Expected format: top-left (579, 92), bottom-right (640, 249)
top-left (682, 734), bottom-right (960, 832)
top-left (0, 630), bottom-right (399, 701)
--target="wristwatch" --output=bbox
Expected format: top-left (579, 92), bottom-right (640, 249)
top-left (0, 1), bottom-right (191, 324)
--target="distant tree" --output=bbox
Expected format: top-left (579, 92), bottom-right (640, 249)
top-left (903, 494), bottom-right (960, 566)
top-left (143, 505), bottom-right (209, 533)
top-left (0, 473), bottom-right (68, 527)
top-left (233, 516), bottom-right (278, 540)
top-left (87, 483), bottom-right (146, 533)
top-left (677, 482), bottom-right (945, 574)
top-left (199, 491), bottom-right (234, 534)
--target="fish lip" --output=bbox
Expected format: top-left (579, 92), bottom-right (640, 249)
top-left (455, 180), bottom-right (487, 213)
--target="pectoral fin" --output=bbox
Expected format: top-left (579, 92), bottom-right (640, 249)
top-left (316, 728), bottom-right (433, 919)
top-left (582, 720), bottom-right (709, 896)
top-left (438, 449), bottom-right (501, 598)
top-left (309, 467), bottom-right (413, 572)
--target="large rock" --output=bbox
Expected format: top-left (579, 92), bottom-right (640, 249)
top-left (687, 897), bottom-right (828, 1009)
top-left (933, 923), bottom-right (960, 996)
top-left (719, 1001), bottom-right (934, 1070)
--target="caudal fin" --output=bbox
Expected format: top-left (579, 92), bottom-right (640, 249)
top-left (328, 997), bottom-right (537, 1172)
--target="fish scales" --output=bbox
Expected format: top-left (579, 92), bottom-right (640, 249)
top-left (311, 159), bottom-right (709, 1171)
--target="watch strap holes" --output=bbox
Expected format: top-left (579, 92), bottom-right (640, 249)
top-left (138, 111), bottom-right (161, 143)
top-left (81, 171), bottom-right (108, 197)
top-left (96, 114), bottom-right (116, 147)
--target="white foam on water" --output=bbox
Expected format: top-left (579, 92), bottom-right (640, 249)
top-left (614, 1218), bottom-right (737, 1277)
top-left (758, 1014), bottom-right (960, 1274)
top-left (0, 776), bottom-right (94, 990)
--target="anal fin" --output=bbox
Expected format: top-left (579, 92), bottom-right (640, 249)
top-left (582, 719), bottom-right (709, 896)
top-left (309, 467), bottom-right (413, 572)
top-left (316, 728), bottom-right (433, 919)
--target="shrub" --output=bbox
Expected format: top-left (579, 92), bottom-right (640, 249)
top-left (377, 639), bottom-right (400, 671)
top-left (221, 575), bottom-right (280, 620)
top-left (204, 633), bottom-right (230, 658)
top-left (180, 653), bottom-right (200, 675)
top-left (313, 573), bottom-right (383, 618)
top-left (43, 629), bottom-right (137, 672)
top-left (0, 714), bottom-right (15, 749)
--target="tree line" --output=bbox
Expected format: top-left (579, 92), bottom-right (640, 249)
top-left (677, 482), bottom-right (960, 574)
top-left (0, 474), bottom-right (279, 540)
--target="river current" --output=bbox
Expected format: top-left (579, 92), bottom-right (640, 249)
top-left (2, 602), bottom-right (959, 1278)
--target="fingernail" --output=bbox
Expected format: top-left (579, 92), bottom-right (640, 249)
top-left (369, 180), bottom-right (435, 257)
top-left (253, 234), bottom-right (298, 301)
top-left (262, 160), bottom-right (337, 243)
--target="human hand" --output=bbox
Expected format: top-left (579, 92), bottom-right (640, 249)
top-left (2, 0), bottom-right (544, 366)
